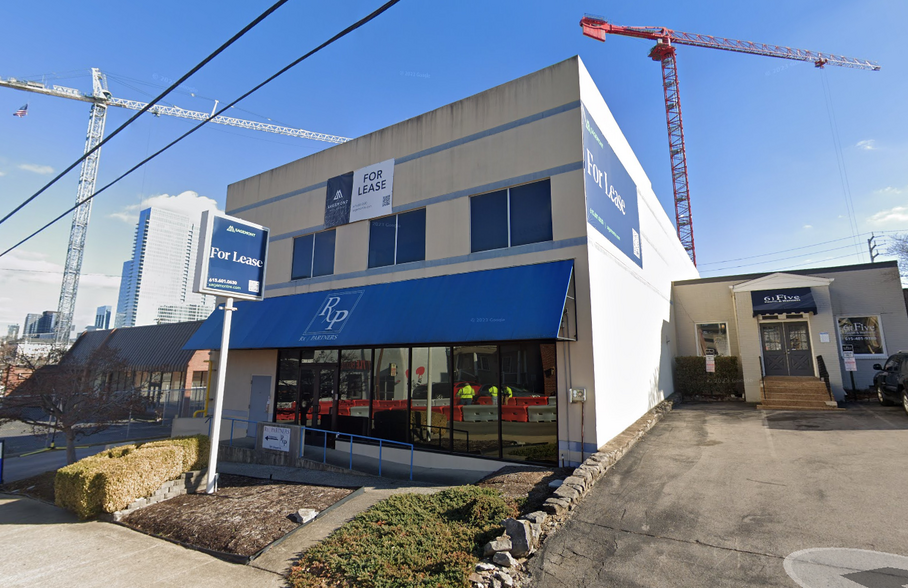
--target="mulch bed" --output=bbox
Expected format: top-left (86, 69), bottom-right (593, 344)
top-left (4, 465), bottom-right (568, 560)
top-left (121, 474), bottom-right (354, 557)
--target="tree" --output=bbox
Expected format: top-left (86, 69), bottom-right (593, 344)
top-left (888, 233), bottom-right (908, 275)
top-left (0, 347), bottom-right (147, 464)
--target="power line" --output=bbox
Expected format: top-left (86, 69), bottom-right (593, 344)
top-left (0, 0), bottom-right (402, 259)
top-left (0, 0), bottom-right (291, 227)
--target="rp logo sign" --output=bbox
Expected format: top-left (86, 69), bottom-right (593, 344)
top-left (304, 291), bottom-right (363, 335)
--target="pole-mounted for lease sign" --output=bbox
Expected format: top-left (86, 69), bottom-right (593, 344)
top-left (194, 211), bottom-right (270, 494)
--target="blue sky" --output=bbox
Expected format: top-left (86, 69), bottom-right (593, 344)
top-left (0, 0), bottom-right (905, 333)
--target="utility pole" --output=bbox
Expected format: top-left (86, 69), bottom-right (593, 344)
top-left (867, 233), bottom-right (879, 262)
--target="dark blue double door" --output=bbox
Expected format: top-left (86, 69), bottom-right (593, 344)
top-left (761, 322), bottom-right (814, 377)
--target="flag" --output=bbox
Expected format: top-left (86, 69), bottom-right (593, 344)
top-left (13, 104), bottom-right (27, 117)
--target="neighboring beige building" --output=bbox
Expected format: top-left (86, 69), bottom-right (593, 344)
top-left (672, 261), bottom-right (908, 402)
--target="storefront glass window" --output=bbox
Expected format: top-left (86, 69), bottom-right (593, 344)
top-left (500, 343), bottom-right (558, 464)
top-left (411, 347), bottom-right (452, 452)
top-left (470, 190), bottom-right (508, 253)
top-left (338, 349), bottom-right (371, 435)
top-left (838, 316), bottom-right (885, 355)
top-left (696, 323), bottom-right (730, 356)
top-left (371, 348), bottom-right (409, 443)
top-left (509, 179), bottom-right (552, 247)
top-left (454, 345), bottom-right (500, 458)
top-left (276, 349), bottom-right (300, 423)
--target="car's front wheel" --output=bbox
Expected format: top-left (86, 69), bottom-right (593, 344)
top-left (878, 383), bottom-right (894, 406)
top-left (902, 390), bottom-right (908, 416)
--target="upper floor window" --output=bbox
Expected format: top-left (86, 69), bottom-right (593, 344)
top-left (368, 209), bottom-right (426, 269)
top-left (291, 229), bottom-right (336, 279)
top-left (470, 179), bottom-right (552, 253)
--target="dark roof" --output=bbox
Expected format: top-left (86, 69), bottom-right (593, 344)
top-left (64, 321), bottom-right (206, 371)
top-left (673, 260), bottom-right (899, 287)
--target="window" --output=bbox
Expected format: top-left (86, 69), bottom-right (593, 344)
top-left (291, 229), bottom-right (336, 279)
top-left (696, 323), bottom-right (730, 356)
top-left (368, 209), bottom-right (426, 268)
top-left (837, 316), bottom-right (885, 356)
top-left (470, 179), bottom-right (552, 253)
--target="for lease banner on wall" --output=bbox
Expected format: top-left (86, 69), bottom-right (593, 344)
top-left (194, 211), bottom-right (269, 301)
top-left (581, 103), bottom-right (642, 268)
top-left (350, 159), bottom-right (394, 223)
top-left (324, 172), bottom-right (354, 228)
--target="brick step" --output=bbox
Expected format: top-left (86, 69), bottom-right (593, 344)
top-left (757, 403), bottom-right (844, 411)
top-left (763, 391), bottom-right (831, 400)
top-left (760, 397), bottom-right (833, 407)
top-left (763, 382), bottom-right (828, 391)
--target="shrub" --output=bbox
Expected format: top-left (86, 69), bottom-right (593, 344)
top-left (54, 435), bottom-right (209, 519)
top-left (674, 356), bottom-right (740, 398)
top-left (289, 486), bottom-right (518, 588)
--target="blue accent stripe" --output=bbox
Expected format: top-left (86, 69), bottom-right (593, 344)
top-left (230, 180), bottom-right (327, 216)
top-left (395, 100), bottom-right (581, 165)
top-left (558, 440), bottom-right (599, 454)
top-left (184, 260), bottom-right (575, 350)
top-left (264, 236), bottom-right (587, 292)
top-left (226, 100), bottom-right (582, 216)
top-left (269, 161), bottom-right (583, 243)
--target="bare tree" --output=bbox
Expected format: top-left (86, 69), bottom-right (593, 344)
top-left (0, 347), bottom-right (146, 464)
top-left (888, 233), bottom-right (908, 274)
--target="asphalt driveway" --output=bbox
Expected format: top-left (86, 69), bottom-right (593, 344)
top-left (529, 403), bottom-right (908, 587)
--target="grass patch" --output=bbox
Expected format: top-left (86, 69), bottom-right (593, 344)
top-left (289, 487), bottom-right (518, 588)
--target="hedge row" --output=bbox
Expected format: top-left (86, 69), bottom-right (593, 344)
top-left (674, 356), bottom-right (741, 398)
top-left (55, 435), bottom-right (209, 519)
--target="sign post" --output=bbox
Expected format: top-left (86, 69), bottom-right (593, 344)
top-left (842, 344), bottom-right (857, 395)
top-left (194, 211), bottom-right (269, 494)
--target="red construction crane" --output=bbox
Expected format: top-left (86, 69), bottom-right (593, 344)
top-left (580, 17), bottom-right (880, 266)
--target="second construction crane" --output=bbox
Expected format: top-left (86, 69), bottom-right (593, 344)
top-left (0, 68), bottom-right (350, 344)
top-left (579, 17), bottom-right (880, 266)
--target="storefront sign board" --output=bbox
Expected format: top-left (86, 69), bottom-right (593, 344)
top-left (581, 104), bottom-right (642, 268)
top-left (194, 211), bottom-right (269, 301)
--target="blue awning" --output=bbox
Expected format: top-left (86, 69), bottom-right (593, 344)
top-left (184, 260), bottom-right (574, 350)
top-left (751, 287), bottom-right (817, 317)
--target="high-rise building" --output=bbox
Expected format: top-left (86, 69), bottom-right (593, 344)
top-left (114, 207), bottom-right (214, 328)
top-left (23, 313), bottom-right (41, 336)
top-left (23, 311), bottom-right (59, 338)
top-left (7, 324), bottom-right (19, 340)
top-left (94, 305), bottom-right (112, 330)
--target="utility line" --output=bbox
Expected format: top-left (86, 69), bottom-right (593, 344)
top-left (698, 229), bottom-right (906, 267)
top-left (0, 0), bottom-right (402, 259)
top-left (0, 0), bottom-right (290, 227)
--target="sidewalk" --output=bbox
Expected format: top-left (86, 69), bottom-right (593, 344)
top-left (0, 461), bottom-right (463, 587)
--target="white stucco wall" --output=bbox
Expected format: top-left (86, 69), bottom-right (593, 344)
top-left (577, 61), bottom-right (699, 459)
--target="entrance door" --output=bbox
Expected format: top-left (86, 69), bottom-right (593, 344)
top-left (299, 365), bottom-right (337, 431)
top-left (761, 322), bottom-right (814, 376)
top-left (249, 375), bottom-right (272, 426)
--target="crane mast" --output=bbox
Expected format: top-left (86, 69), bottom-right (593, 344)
top-left (580, 17), bottom-right (880, 265)
top-left (0, 68), bottom-right (350, 345)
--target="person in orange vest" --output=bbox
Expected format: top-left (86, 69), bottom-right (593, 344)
top-left (457, 383), bottom-right (475, 405)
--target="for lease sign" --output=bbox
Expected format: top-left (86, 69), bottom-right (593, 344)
top-left (194, 211), bottom-right (270, 301)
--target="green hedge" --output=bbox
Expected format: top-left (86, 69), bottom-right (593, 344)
top-left (55, 435), bottom-right (209, 519)
top-left (674, 356), bottom-right (741, 398)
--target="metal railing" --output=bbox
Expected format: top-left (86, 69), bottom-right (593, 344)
top-left (816, 355), bottom-right (834, 401)
top-left (220, 417), bottom-right (415, 480)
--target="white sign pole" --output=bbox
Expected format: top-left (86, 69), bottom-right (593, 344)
top-left (206, 297), bottom-right (236, 494)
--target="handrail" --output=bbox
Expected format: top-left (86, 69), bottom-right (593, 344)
top-left (220, 417), bottom-right (414, 480)
top-left (759, 356), bottom-right (766, 403)
top-left (816, 355), bottom-right (833, 401)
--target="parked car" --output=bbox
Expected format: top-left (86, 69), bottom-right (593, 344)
top-left (873, 351), bottom-right (908, 413)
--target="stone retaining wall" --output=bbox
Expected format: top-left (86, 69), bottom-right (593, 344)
top-left (105, 470), bottom-right (207, 522)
